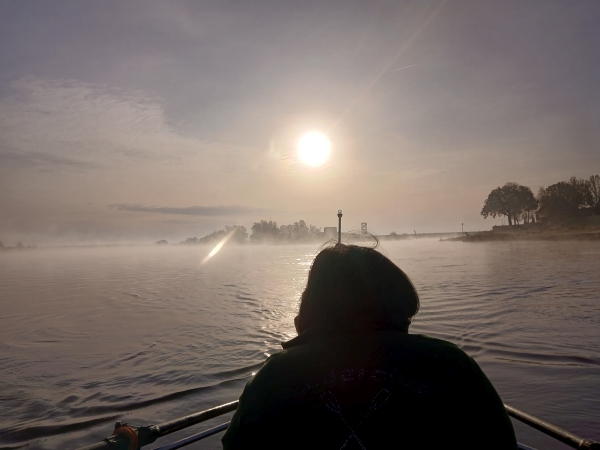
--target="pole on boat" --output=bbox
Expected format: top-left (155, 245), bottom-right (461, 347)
top-left (74, 401), bottom-right (239, 450)
top-left (337, 210), bottom-right (343, 244)
top-left (150, 422), bottom-right (229, 450)
top-left (73, 400), bottom-right (599, 450)
top-left (504, 404), bottom-right (600, 450)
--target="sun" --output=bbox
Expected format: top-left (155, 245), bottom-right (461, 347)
top-left (297, 131), bottom-right (331, 167)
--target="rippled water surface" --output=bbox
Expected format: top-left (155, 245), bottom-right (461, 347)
top-left (1, 241), bottom-right (599, 449)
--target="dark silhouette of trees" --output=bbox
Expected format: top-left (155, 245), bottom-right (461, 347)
top-left (481, 182), bottom-right (537, 226)
top-left (203, 225), bottom-right (248, 244)
top-left (251, 219), bottom-right (322, 243)
top-left (587, 175), bottom-right (600, 209)
top-left (570, 176), bottom-right (593, 207)
top-left (537, 176), bottom-right (594, 221)
top-left (250, 220), bottom-right (280, 243)
top-left (225, 225), bottom-right (248, 244)
top-left (481, 185), bottom-right (513, 225)
top-left (520, 186), bottom-right (538, 224)
top-left (181, 225), bottom-right (248, 245)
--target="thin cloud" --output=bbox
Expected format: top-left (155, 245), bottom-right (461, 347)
top-left (111, 204), bottom-right (266, 217)
top-left (0, 149), bottom-right (102, 169)
top-left (0, 77), bottom-right (207, 167)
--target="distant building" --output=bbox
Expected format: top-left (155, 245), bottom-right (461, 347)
top-left (361, 223), bottom-right (368, 234)
top-left (323, 227), bottom-right (337, 239)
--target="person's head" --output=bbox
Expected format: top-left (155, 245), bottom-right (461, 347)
top-left (295, 243), bottom-right (420, 334)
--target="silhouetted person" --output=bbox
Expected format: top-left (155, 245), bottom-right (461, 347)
top-left (222, 244), bottom-right (517, 449)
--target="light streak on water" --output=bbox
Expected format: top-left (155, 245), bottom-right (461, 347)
top-left (200, 229), bottom-right (238, 265)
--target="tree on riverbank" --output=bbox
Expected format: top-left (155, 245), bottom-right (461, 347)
top-left (481, 182), bottom-right (537, 226)
top-left (250, 219), bottom-right (321, 243)
top-left (588, 175), bottom-right (600, 209)
top-left (483, 175), bottom-right (600, 226)
top-left (537, 176), bottom-right (595, 221)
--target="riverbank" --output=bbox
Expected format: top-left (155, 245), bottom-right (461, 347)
top-left (451, 225), bottom-right (600, 242)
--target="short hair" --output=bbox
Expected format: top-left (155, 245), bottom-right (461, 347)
top-left (298, 244), bottom-right (420, 331)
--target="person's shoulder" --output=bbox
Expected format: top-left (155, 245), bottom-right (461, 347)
top-left (259, 350), bottom-right (289, 371)
top-left (408, 333), bottom-right (461, 349)
top-left (245, 349), bottom-right (298, 386)
top-left (401, 334), bottom-right (488, 385)
top-left (407, 334), bottom-right (473, 362)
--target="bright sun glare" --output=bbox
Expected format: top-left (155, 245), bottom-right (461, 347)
top-left (297, 132), bottom-right (331, 167)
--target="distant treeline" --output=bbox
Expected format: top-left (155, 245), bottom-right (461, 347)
top-left (0, 241), bottom-right (36, 251)
top-left (481, 175), bottom-right (600, 225)
top-left (250, 220), bottom-right (322, 243)
top-left (180, 225), bottom-right (248, 245)
top-left (179, 220), bottom-right (324, 245)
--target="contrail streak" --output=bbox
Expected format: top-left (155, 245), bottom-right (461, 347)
top-left (392, 64), bottom-right (418, 72)
top-left (330, 0), bottom-right (446, 131)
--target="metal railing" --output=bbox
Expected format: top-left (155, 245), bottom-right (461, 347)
top-left (505, 404), bottom-right (599, 450)
top-left (75, 401), bottom-right (239, 450)
top-left (74, 401), bottom-right (599, 450)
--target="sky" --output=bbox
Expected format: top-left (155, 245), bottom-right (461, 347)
top-left (1, 0), bottom-right (599, 244)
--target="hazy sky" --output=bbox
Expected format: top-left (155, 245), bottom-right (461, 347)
top-left (1, 0), bottom-right (599, 244)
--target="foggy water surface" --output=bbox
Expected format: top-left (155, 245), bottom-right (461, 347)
top-left (0, 241), bottom-right (599, 449)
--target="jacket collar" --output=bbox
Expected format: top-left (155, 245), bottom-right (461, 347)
top-left (281, 314), bottom-right (410, 349)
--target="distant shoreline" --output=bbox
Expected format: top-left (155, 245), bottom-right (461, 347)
top-left (0, 232), bottom-right (466, 250)
top-left (5, 229), bottom-right (600, 249)
top-left (450, 227), bottom-right (600, 242)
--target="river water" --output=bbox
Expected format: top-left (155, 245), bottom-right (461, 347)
top-left (0, 240), bottom-right (598, 449)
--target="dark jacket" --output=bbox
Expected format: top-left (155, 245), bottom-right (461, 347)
top-left (222, 319), bottom-right (517, 449)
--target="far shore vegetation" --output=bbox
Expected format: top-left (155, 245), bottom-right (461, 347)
top-left (178, 220), bottom-right (327, 246)
top-left (176, 174), bottom-right (600, 246)
top-left (4, 175), bottom-right (599, 250)
top-left (455, 174), bottom-right (600, 242)
top-left (173, 175), bottom-right (600, 246)
top-left (0, 241), bottom-right (37, 251)
top-left (480, 174), bottom-right (600, 226)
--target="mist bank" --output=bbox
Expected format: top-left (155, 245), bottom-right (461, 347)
top-left (0, 231), bottom-right (469, 250)
top-left (173, 218), bottom-right (474, 247)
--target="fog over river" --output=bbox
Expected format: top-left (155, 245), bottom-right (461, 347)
top-left (1, 240), bottom-right (599, 449)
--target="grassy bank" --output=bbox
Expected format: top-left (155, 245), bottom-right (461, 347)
top-left (451, 216), bottom-right (600, 242)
